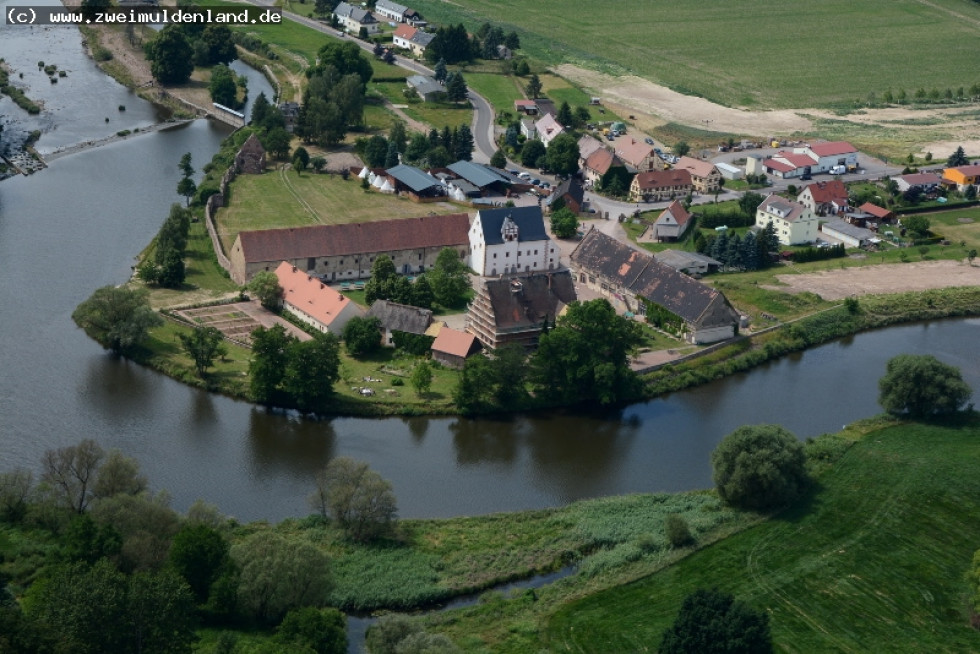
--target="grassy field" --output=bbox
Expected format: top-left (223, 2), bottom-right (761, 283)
top-left (408, 0), bottom-right (980, 110)
top-left (214, 166), bottom-right (469, 252)
top-left (544, 419), bottom-right (980, 653)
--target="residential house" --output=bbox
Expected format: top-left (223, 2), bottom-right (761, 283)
top-left (333, 2), bottom-right (379, 34)
top-left (893, 172), bottom-right (942, 194)
top-left (468, 205), bottom-right (559, 276)
top-left (797, 180), bottom-right (849, 216)
top-left (409, 30), bottom-right (435, 56)
top-left (392, 24), bottom-right (417, 50)
top-left (406, 75), bottom-right (445, 102)
top-left (227, 213), bottom-right (470, 284)
top-left (942, 164), bottom-right (980, 191)
top-left (755, 194), bottom-right (818, 245)
top-left (430, 326), bottom-right (479, 368)
top-left (520, 118), bottom-right (537, 141)
top-left (613, 137), bottom-right (664, 172)
top-left (651, 200), bottom-right (692, 241)
top-left (582, 148), bottom-right (622, 187)
top-left (577, 134), bottom-right (605, 169)
top-left (545, 177), bottom-right (585, 214)
top-left (535, 113), bottom-right (564, 148)
top-left (274, 262), bottom-right (365, 334)
top-left (654, 249), bottom-right (722, 276)
top-left (569, 229), bottom-right (738, 344)
top-left (465, 271), bottom-right (577, 350)
top-left (629, 169), bottom-right (693, 203)
top-left (375, 0), bottom-right (411, 22)
top-left (368, 300), bottom-right (433, 347)
top-left (675, 156), bottom-right (721, 194)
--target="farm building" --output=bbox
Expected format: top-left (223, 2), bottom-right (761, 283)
top-left (465, 271), bottom-right (577, 350)
top-left (715, 162), bottom-right (743, 180)
top-left (821, 220), bottom-right (875, 248)
top-left (228, 213), bottom-right (470, 284)
top-left (368, 300), bottom-right (433, 347)
top-left (430, 326), bottom-right (480, 368)
top-left (385, 164), bottom-right (446, 199)
top-left (654, 249), bottom-right (722, 276)
top-left (858, 202), bottom-right (895, 223)
top-left (569, 229), bottom-right (738, 344)
top-left (751, 141), bottom-right (859, 179)
top-left (406, 75), bottom-right (445, 102)
top-left (274, 262), bottom-right (365, 335)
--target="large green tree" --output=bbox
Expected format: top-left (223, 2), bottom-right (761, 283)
top-left (550, 207), bottom-right (579, 239)
top-left (342, 316), bottom-right (382, 357)
top-left (146, 25), bottom-right (194, 85)
top-left (545, 132), bottom-right (581, 176)
top-left (178, 326), bottom-right (226, 376)
top-left (41, 439), bottom-right (104, 514)
top-left (521, 139), bottom-right (546, 168)
top-left (310, 457), bottom-right (397, 543)
top-left (277, 607), bottom-right (347, 654)
top-left (72, 286), bottom-right (162, 355)
top-left (249, 324), bottom-right (292, 404)
top-left (878, 354), bottom-right (972, 418)
top-left (198, 24), bottom-right (237, 66)
top-left (283, 333), bottom-right (341, 414)
top-left (948, 145), bottom-right (969, 167)
top-left (531, 299), bottom-right (643, 405)
top-left (429, 247), bottom-right (471, 308)
top-left (248, 271), bottom-right (283, 310)
top-left (659, 588), bottom-right (772, 654)
top-left (711, 424), bottom-right (809, 510)
top-left (208, 64), bottom-right (238, 108)
top-left (311, 40), bottom-right (373, 87)
top-left (168, 524), bottom-right (233, 606)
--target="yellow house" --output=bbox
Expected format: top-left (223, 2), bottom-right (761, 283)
top-left (942, 164), bottom-right (980, 190)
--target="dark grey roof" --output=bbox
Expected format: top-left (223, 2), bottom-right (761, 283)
top-left (477, 206), bottom-right (549, 245)
top-left (376, 0), bottom-right (407, 14)
top-left (482, 272), bottom-right (577, 334)
top-left (367, 300), bottom-right (432, 335)
top-left (821, 220), bottom-right (875, 241)
top-left (655, 249), bottom-right (722, 270)
top-left (448, 160), bottom-right (512, 188)
top-left (386, 164), bottom-right (441, 193)
top-left (334, 1), bottom-right (376, 23)
top-left (546, 177), bottom-right (584, 207)
top-left (406, 75), bottom-right (444, 97)
top-left (411, 31), bottom-right (435, 47)
top-left (571, 230), bottom-right (736, 328)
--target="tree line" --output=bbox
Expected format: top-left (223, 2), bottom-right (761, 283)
top-left (358, 122), bottom-right (475, 169)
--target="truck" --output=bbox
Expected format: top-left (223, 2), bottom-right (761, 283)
top-left (829, 165), bottom-right (847, 175)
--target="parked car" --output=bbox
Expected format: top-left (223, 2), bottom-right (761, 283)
top-left (508, 169), bottom-right (519, 175)
top-left (518, 172), bottom-right (531, 180)
top-left (531, 179), bottom-right (541, 186)
top-left (644, 137), bottom-right (654, 145)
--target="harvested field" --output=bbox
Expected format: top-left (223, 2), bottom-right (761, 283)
top-left (766, 260), bottom-right (980, 300)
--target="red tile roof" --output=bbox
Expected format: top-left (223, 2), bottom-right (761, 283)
top-left (808, 141), bottom-right (857, 157)
top-left (393, 24), bottom-right (416, 40)
top-left (763, 158), bottom-right (795, 173)
top-left (614, 137), bottom-right (656, 168)
top-left (237, 214), bottom-right (470, 264)
top-left (633, 169), bottom-right (692, 190)
top-left (675, 156), bottom-right (717, 178)
top-left (275, 262), bottom-right (354, 329)
top-left (775, 151), bottom-right (818, 168)
top-left (803, 180), bottom-right (848, 204)
top-left (585, 148), bottom-right (617, 175)
top-left (658, 200), bottom-right (691, 227)
top-left (431, 327), bottom-right (477, 358)
top-left (858, 202), bottom-right (893, 219)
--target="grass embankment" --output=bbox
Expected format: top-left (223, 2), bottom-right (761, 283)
top-left (544, 418), bottom-right (980, 653)
top-left (408, 0), bottom-right (980, 111)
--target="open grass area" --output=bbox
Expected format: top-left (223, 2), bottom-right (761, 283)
top-left (409, 0), bottom-right (980, 110)
top-left (544, 419), bottom-right (980, 653)
top-left (333, 347), bottom-right (457, 413)
top-left (465, 73), bottom-right (526, 115)
top-left (215, 167), bottom-right (468, 252)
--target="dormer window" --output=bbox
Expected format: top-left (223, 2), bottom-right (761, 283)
top-left (501, 215), bottom-right (519, 242)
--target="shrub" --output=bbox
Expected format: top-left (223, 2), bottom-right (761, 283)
top-left (665, 514), bottom-right (694, 548)
top-left (711, 424), bottom-right (809, 511)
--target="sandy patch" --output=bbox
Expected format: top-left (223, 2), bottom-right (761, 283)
top-left (765, 260), bottom-right (980, 301)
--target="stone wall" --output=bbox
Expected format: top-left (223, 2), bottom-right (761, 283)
top-left (204, 164), bottom-right (238, 277)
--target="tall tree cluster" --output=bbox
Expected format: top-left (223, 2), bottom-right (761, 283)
top-left (296, 41), bottom-right (373, 147)
top-left (249, 325), bottom-right (341, 414)
top-left (139, 203), bottom-right (191, 288)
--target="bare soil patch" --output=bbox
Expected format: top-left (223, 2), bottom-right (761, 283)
top-left (765, 260), bottom-right (980, 300)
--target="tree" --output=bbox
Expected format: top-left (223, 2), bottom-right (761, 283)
top-left (312, 41), bottom-right (373, 88)
top-left (250, 324), bottom-right (292, 404)
top-left (557, 101), bottom-right (573, 127)
top-left (490, 149), bottom-right (506, 169)
top-left (277, 607), bottom-right (347, 654)
top-left (674, 141), bottom-right (691, 157)
top-left (878, 354), bottom-right (972, 418)
top-left (231, 532), bottom-right (332, 623)
top-left (312, 457), bottom-right (397, 542)
top-left (127, 568), bottom-right (197, 654)
top-left (711, 424), bottom-right (808, 510)
top-left (433, 58), bottom-right (447, 83)
top-left (0, 468), bottom-right (33, 523)
top-left (664, 514), bottom-right (694, 548)
top-left (968, 548), bottom-right (980, 623)
top-left (388, 119), bottom-right (407, 154)
top-left (342, 316), bottom-right (382, 357)
top-left (521, 139), bottom-right (546, 168)
top-left (93, 450), bottom-right (147, 500)
top-left (89, 491), bottom-right (181, 573)
top-left (72, 286), bottom-right (162, 355)
top-left (384, 141), bottom-right (400, 168)
top-left (176, 176), bottom-right (197, 206)
top-left (264, 128), bottom-right (292, 161)
top-left (362, 134), bottom-right (389, 168)
top-left (283, 334), bottom-right (341, 414)
top-left (454, 124), bottom-right (474, 161)
top-left (209, 64), bottom-right (238, 107)
top-left (146, 25), bottom-right (193, 84)
top-left (364, 254), bottom-right (399, 304)
top-left (429, 247), bottom-right (471, 308)
top-left (446, 71), bottom-right (468, 104)
top-left (948, 145), bottom-right (969, 167)
top-left (178, 152), bottom-right (194, 179)
top-left (293, 146), bottom-right (310, 171)
top-left (550, 207), bottom-right (579, 239)
top-left (531, 299), bottom-right (643, 405)
top-left (966, 184), bottom-right (978, 201)
top-left (525, 74), bottom-right (542, 100)
top-left (545, 132), bottom-right (580, 176)
top-left (738, 191), bottom-right (765, 217)
top-left (453, 355), bottom-right (496, 414)
top-left (514, 58), bottom-right (530, 76)
top-left (198, 24), bottom-right (237, 65)
top-left (248, 271), bottom-right (283, 310)
top-left (410, 361), bottom-right (433, 397)
top-left (410, 274), bottom-right (435, 310)
top-left (659, 588), bottom-right (772, 654)
top-left (968, 248), bottom-right (977, 265)
top-left (902, 215), bottom-right (930, 238)
top-left (178, 326), bottom-right (227, 376)
top-left (169, 524), bottom-right (232, 606)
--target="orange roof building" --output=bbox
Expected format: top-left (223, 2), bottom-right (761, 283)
top-left (274, 262), bottom-right (365, 334)
top-left (431, 326), bottom-right (479, 369)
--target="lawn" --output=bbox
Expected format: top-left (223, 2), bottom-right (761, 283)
top-left (465, 73), bottom-right (526, 115)
top-left (408, 0), bottom-right (980, 110)
top-left (545, 419), bottom-right (980, 653)
top-left (214, 167), bottom-right (469, 252)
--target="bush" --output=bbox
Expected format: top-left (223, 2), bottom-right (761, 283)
top-left (659, 588), bottom-right (772, 654)
top-left (711, 424), bottom-right (809, 511)
top-left (664, 514), bottom-right (693, 548)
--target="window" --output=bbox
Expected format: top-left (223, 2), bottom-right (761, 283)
top-left (493, 253), bottom-right (497, 259)
top-left (534, 249), bottom-right (538, 255)
top-left (418, 253), bottom-right (422, 260)
top-left (506, 252), bottom-right (510, 257)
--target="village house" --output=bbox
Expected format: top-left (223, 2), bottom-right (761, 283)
top-left (228, 213), bottom-right (470, 284)
top-left (569, 229), bottom-right (739, 344)
top-left (651, 200), bottom-right (692, 241)
top-left (368, 300), bottom-right (433, 347)
top-left (520, 118), bottom-right (537, 141)
top-left (430, 326), bottom-right (479, 368)
top-left (406, 75), bottom-right (445, 102)
top-left (614, 136), bottom-right (664, 172)
top-left (755, 194), bottom-right (818, 245)
top-left (675, 156), bottom-right (721, 194)
top-left (797, 180), bottom-right (849, 216)
top-left (333, 2), bottom-right (380, 34)
top-left (942, 164), bottom-right (980, 191)
top-left (545, 177), bottom-right (585, 214)
top-left (893, 172), bottom-right (942, 194)
top-left (535, 113), bottom-right (564, 148)
top-left (274, 262), bottom-right (365, 335)
top-left (392, 24), bottom-right (417, 50)
top-left (465, 271), bottom-right (577, 350)
top-left (577, 134), bottom-right (605, 168)
top-left (629, 169), bottom-right (693, 203)
top-left (374, 0), bottom-right (423, 24)
top-left (468, 206), bottom-right (559, 276)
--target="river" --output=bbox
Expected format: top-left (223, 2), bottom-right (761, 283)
top-left (1, 14), bottom-right (979, 524)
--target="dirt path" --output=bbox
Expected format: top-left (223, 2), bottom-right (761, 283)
top-left (765, 259), bottom-right (980, 300)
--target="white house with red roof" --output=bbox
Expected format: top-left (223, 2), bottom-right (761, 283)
top-left (755, 194), bottom-right (818, 245)
top-left (392, 24), bottom-right (417, 49)
top-left (274, 262), bottom-right (365, 334)
top-left (805, 141), bottom-right (859, 172)
top-left (797, 180), bottom-right (849, 216)
top-left (751, 141), bottom-right (859, 179)
top-left (652, 200), bottom-right (692, 241)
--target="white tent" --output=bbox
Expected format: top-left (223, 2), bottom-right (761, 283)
top-left (372, 174), bottom-right (385, 189)
top-left (358, 166), bottom-right (369, 179)
top-left (380, 179), bottom-right (395, 193)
